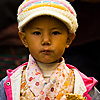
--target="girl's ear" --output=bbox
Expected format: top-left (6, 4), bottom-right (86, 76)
top-left (66, 33), bottom-right (76, 48)
top-left (18, 31), bottom-right (28, 48)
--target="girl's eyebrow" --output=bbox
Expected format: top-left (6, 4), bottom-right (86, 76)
top-left (51, 27), bottom-right (62, 30)
top-left (30, 27), bottom-right (43, 31)
top-left (31, 27), bottom-right (42, 30)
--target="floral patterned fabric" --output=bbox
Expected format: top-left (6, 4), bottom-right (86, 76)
top-left (20, 55), bottom-right (75, 100)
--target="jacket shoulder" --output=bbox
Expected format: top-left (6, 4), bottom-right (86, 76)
top-left (66, 64), bottom-right (98, 87)
top-left (7, 62), bottom-right (28, 77)
top-left (0, 62), bottom-right (28, 100)
top-left (66, 64), bottom-right (100, 99)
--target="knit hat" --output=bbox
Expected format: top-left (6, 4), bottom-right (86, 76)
top-left (17, 0), bottom-right (78, 33)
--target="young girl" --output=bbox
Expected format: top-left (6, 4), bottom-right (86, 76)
top-left (0, 0), bottom-right (100, 100)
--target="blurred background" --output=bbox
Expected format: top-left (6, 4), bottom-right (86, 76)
top-left (0, 0), bottom-right (100, 91)
top-left (64, 0), bottom-right (100, 91)
top-left (0, 0), bottom-right (29, 80)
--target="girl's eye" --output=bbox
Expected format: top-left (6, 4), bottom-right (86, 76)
top-left (32, 32), bottom-right (41, 35)
top-left (52, 31), bottom-right (61, 35)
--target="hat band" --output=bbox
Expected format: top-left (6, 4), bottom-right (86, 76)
top-left (18, 7), bottom-right (78, 33)
top-left (18, 0), bottom-right (75, 16)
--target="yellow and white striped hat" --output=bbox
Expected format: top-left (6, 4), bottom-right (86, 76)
top-left (17, 0), bottom-right (78, 33)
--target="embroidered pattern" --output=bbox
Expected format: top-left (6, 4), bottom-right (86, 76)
top-left (20, 55), bottom-right (75, 100)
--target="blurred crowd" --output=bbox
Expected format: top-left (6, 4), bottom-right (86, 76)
top-left (0, 0), bottom-right (100, 90)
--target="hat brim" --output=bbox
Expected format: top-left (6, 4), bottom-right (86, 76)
top-left (18, 7), bottom-right (78, 33)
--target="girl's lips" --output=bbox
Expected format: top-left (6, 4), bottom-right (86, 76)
top-left (41, 50), bottom-right (53, 55)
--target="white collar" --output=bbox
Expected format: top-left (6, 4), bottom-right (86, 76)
top-left (10, 55), bottom-right (87, 99)
top-left (73, 68), bottom-right (87, 95)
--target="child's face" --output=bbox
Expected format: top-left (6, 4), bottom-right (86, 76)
top-left (19, 16), bottom-right (75, 63)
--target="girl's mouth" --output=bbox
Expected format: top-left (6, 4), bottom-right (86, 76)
top-left (41, 50), bottom-right (53, 55)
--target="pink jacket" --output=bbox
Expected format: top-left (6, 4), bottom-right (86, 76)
top-left (2, 63), bottom-right (98, 100)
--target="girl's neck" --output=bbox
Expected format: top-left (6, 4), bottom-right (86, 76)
top-left (36, 61), bottom-right (60, 82)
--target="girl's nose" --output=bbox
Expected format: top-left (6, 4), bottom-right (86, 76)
top-left (41, 34), bottom-right (51, 46)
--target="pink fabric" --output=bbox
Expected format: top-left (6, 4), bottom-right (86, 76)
top-left (3, 62), bottom-right (97, 100)
top-left (6, 62), bottom-right (28, 77)
top-left (66, 64), bottom-right (98, 100)
top-left (4, 78), bottom-right (13, 100)
top-left (20, 55), bottom-right (75, 99)
top-left (4, 62), bottom-right (28, 100)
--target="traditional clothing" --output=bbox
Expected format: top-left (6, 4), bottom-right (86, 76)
top-left (0, 55), bottom-right (99, 100)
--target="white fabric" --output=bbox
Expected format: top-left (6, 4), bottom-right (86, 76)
top-left (73, 69), bottom-right (87, 95)
top-left (10, 60), bottom-right (87, 99)
top-left (10, 66), bottom-right (24, 100)
top-left (36, 61), bottom-right (59, 82)
top-left (18, 7), bottom-right (78, 33)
